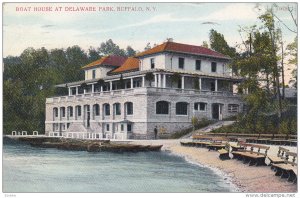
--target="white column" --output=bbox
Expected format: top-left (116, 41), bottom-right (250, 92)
top-left (131, 78), bottom-right (134, 89)
top-left (91, 84), bottom-right (94, 94)
top-left (83, 87), bottom-right (86, 94)
top-left (199, 78), bottom-right (202, 90)
top-left (68, 87), bottom-right (71, 96)
top-left (110, 81), bottom-right (112, 91)
top-left (181, 76), bottom-right (185, 89)
top-left (215, 79), bottom-right (218, 91)
top-left (154, 74), bottom-right (157, 87)
top-left (158, 74), bottom-right (161, 87)
top-left (142, 76), bottom-right (145, 87)
top-left (76, 86), bottom-right (78, 95)
top-left (163, 74), bottom-right (166, 88)
top-left (100, 85), bottom-right (103, 92)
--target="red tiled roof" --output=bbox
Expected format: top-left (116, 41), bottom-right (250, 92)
top-left (82, 55), bottom-right (127, 69)
top-left (135, 42), bottom-right (230, 59)
top-left (110, 57), bottom-right (139, 74)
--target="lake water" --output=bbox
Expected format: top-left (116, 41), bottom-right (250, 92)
top-left (3, 139), bottom-right (234, 193)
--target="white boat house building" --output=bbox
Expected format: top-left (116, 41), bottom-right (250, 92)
top-left (45, 41), bottom-right (244, 139)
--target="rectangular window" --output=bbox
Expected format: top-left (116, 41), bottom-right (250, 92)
top-left (106, 124), bottom-right (110, 131)
top-left (150, 58), bottom-right (155, 69)
top-left (121, 124), bottom-right (124, 131)
top-left (92, 70), bottom-right (96, 79)
top-left (127, 124), bottom-right (132, 132)
top-left (196, 60), bottom-right (201, 71)
top-left (194, 102), bottom-right (207, 111)
top-left (211, 62), bottom-right (217, 72)
top-left (228, 104), bottom-right (239, 113)
top-left (179, 58), bottom-right (185, 69)
top-left (67, 123), bottom-right (70, 129)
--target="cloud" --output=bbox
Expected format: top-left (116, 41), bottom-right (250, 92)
top-left (41, 24), bottom-right (55, 28)
top-left (201, 22), bottom-right (220, 25)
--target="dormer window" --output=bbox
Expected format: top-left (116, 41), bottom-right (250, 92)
top-left (196, 60), bottom-right (201, 71)
top-left (179, 58), bottom-right (184, 69)
top-left (92, 70), bottom-right (96, 79)
top-left (211, 62), bottom-right (217, 72)
top-left (150, 58), bottom-right (155, 69)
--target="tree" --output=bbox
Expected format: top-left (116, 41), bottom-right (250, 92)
top-left (145, 72), bottom-right (154, 86)
top-left (144, 42), bottom-right (151, 51)
top-left (98, 39), bottom-right (126, 56)
top-left (286, 37), bottom-right (297, 88)
top-left (259, 9), bottom-right (283, 119)
top-left (126, 46), bottom-right (136, 57)
top-left (201, 41), bottom-right (209, 48)
top-left (88, 46), bottom-right (101, 62)
top-left (209, 29), bottom-right (236, 58)
top-left (171, 73), bottom-right (181, 88)
top-left (64, 46), bottom-right (88, 83)
top-left (3, 47), bottom-right (62, 134)
top-left (191, 116), bottom-right (198, 133)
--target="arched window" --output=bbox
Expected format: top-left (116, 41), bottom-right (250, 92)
top-left (67, 106), bottom-right (73, 117)
top-left (75, 105), bottom-right (81, 117)
top-left (125, 102), bottom-right (133, 115)
top-left (53, 107), bottom-right (58, 117)
top-left (93, 104), bottom-right (100, 116)
top-left (113, 103), bottom-right (121, 115)
top-left (103, 103), bottom-right (110, 116)
top-left (176, 102), bottom-right (188, 115)
top-left (60, 107), bottom-right (65, 117)
top-left (156, 101), bottom-right (169, 114)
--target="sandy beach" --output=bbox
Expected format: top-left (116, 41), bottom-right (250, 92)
top-left (130, 139), bottom-right (297, 193)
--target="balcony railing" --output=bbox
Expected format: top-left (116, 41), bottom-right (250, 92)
top-left (46, 87), bottom-right (240, 103)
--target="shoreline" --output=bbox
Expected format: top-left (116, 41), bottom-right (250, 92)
top-left (132, 139), bottom-right (297, 193)
top-left (164, 149), bottom-right (240, 192)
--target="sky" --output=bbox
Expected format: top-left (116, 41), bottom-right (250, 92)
top-left (2, 2), bottom-right (297, 84)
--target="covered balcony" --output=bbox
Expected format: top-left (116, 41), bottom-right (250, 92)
top-left (47, 70), bottom-right (243, 103)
